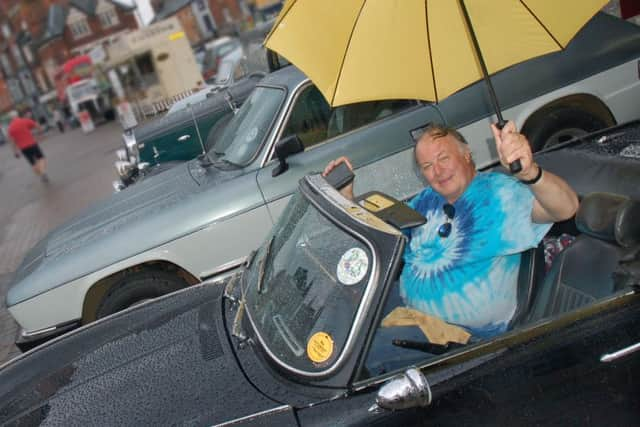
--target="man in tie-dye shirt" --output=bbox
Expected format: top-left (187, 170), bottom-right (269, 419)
top-left (324, 121), bottom-right (578, 338)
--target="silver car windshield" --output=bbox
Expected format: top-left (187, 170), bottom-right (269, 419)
top-left (245, 192), bottom-right (372, 374)
top-left (213, 86), bottom-right (285, 165)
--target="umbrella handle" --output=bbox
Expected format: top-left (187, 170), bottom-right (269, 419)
top-left (495, 120), bottom-right (523, 174)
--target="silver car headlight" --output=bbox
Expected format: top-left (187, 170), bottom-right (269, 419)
top-left (122, 131), bottom-right (139, 164)
top-left (116, 148), bottom-right (128, 162)
top-left (115, 160), bottom-right (135, 179)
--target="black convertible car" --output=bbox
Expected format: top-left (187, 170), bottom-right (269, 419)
top-left (0, 122), bottom-right (639, 426)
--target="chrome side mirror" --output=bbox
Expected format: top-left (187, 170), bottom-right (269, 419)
top-left (376, 368), bottom-right (432, 410)
top-left (271, 134), bottom-right (304, 177)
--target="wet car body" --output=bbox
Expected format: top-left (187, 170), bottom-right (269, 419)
top-left (1, 121), bottom-right (639, 425)
top-left (7, 13), bottom-right (640, 351)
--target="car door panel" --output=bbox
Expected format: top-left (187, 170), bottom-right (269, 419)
top-left (298, 296), bottom-right (640, 426)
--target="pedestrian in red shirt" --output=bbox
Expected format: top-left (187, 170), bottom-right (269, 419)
top-left (7, 109), bottom-right (49, 183)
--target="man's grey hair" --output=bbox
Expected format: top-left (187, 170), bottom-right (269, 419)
top-left (413, 123), bottom-right (473, 160)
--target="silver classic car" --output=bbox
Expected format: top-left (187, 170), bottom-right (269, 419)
top-left (7, 13), bottom-right (640, 349)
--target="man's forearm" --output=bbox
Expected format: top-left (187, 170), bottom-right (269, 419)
top-left (530, 166), bottom-right (579, 223)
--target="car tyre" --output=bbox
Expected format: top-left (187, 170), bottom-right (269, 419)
top-left (96, 270), bottom-right (187, 318)
top-left (524, 107), bottom-right (607, 152)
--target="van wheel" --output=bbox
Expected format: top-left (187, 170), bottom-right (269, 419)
top-left (524, 107), bottom-right (607, 152)
top-left (96, 270), bottom-right (187, 318)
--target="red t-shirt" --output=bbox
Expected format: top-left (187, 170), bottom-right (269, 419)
top-left (8, 117), bottom-right (37, 149)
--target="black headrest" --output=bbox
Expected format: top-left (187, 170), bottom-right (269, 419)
top-left (576, 193), bottom-right (640, 248)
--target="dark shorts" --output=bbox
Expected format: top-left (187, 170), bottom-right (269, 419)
top-left (21, 145), bottom-right (44, 165)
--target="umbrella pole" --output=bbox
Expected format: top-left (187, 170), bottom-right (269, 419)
top-left (458, 0), bottom-right (521, 173)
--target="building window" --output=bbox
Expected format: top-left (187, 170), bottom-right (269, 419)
top-left (223, 7), bottom-right (232, 23)
top-left (195, 0), bottom-right (206, 11)
top-left (98, 7), bottom-right (120, 28)
top-left (7, 78), bottom-right (24, 102)
top-left (0, 53), bottom-right (12, 76)
top-left (22, 45), bottom-right (34, 64)
top-left (11, 45), bottom-right (25, 67)
top-left (69, 18), bottom-right (91, 39)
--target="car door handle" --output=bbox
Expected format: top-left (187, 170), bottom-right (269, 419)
top-left (178, 135), bottom-right (191, 142)
top-left (600, 342), bottom-right (640, 362)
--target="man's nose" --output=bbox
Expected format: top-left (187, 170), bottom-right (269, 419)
top-left (432, 161), bottom-right (442, 176)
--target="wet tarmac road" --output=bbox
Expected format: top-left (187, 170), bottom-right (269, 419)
top-left (0, 121), bottom-right (123, 365)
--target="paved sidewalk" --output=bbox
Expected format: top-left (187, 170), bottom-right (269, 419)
top-left (0, 122), bottom-right (123, 365)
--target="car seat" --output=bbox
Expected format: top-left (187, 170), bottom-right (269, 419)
top-left (526, 192), bottom-right (640, 322)
top-left (508, 243), bottom-right (546, 328)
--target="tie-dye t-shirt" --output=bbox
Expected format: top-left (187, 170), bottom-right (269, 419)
top-left (399, 172), bottom-right (551, 338)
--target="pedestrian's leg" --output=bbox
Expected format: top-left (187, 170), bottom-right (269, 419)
top-left (34, 158), bottom-right (46, 175)
top-left (35, 158), bottom-right (49, 182)
top-left (57, 121), bottom-right (64, 133)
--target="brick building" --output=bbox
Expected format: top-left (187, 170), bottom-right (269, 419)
top-left (0, 0), bottom-right (138, 115)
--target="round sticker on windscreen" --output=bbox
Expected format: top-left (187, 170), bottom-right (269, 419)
top-left (307, 332), bottom-right (334, 364)
top-left (337, 247), bottom-right (369, 285)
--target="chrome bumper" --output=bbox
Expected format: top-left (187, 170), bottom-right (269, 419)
top-left (15, 319), bottom-right (81, 352)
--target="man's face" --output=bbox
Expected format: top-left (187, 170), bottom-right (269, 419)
top-left (415, 133), bottom-right (475, 203)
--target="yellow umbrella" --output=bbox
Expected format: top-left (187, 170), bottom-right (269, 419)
top-left (265, 0), bottom-right (608, 171)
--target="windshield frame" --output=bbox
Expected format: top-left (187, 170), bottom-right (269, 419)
top-left (243, 175), bottom-right (399, 378)
top-left (209, 83), bottom-right (288, 167)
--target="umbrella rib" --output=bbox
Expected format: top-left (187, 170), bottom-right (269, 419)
top-left (424, 1), bottom-right (438, 103)
top-left (332, 0), bottom-right (368, 106)
top-left (519, 0), bottom-right (563, 50)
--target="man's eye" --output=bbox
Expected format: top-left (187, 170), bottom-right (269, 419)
top-left (422, 164), bottom-right (432, 171)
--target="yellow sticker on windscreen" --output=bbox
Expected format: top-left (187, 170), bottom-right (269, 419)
top-left (307, 332), bottom-right (334, 364)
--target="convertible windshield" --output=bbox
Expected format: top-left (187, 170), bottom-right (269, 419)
top-left (245, 192), bottom-right (372, 374)
top-left (212, 86), bottom-right (285, 165)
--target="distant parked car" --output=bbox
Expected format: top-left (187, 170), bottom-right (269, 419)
top-left (201, 36), bottom-right (243, 81)
top-left (114, 73), bottom-right (263, 189)
top-left (7, 13), bottom-right (640, 351)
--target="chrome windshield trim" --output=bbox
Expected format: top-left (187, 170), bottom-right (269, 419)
top-left (259, 78), bottom-right (310, 168)
top-left (224, 83), bottom-right (287, 168)
top-left (244, 176), bottom-right (383, 378)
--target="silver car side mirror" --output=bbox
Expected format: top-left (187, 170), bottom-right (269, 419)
top-left (376, 368), bottom-right (432, 410)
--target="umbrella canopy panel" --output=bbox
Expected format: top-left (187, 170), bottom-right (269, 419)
top-left (265, 0), bottom-right (607, 107)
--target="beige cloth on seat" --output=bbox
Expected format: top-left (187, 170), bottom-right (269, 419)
top-left (381, 307), bottom-right (471, 345)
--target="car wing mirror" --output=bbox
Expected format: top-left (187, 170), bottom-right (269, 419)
top-left (272, 135), bottom-right (304, 177)
top-left (376, 368), bottom-right (432, 411)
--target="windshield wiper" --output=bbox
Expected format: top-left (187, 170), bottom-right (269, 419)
top-left (213, 158), bottom-right (242, 169)
top-left (257, 236), bottom-right (275, 294)
top-left (224, 89), bottom-right (238, 114)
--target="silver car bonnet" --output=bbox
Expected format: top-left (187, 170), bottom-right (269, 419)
top-left (7, 160), bottom-right (259, 306)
